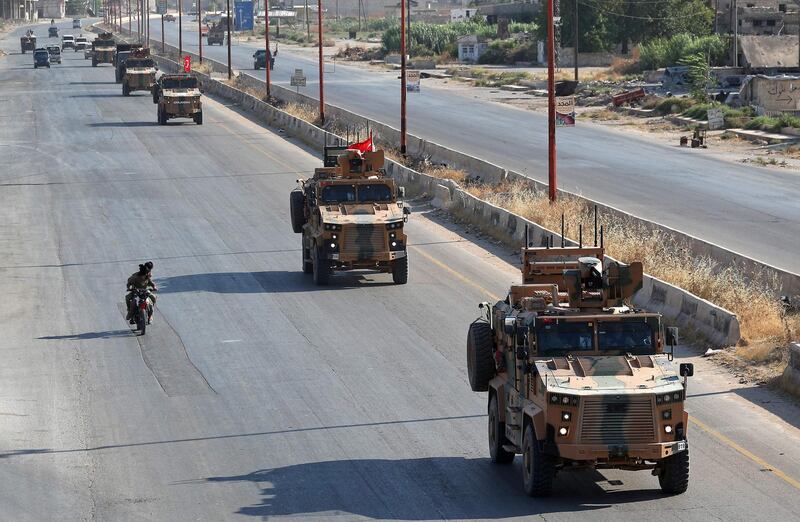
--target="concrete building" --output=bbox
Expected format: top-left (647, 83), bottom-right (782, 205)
top-left (457, 34), bottom-right (487, 62)
top-left (716, 0), bottom-right (800, 35)
top-left (39, 0), bottom-right (65, 18)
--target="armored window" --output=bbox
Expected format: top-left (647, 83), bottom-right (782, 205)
top-left (536, 321), bottom-right (594, 355)
top-left (321, 184), bottom-right (356, 203)
top-left (597, 321), bottom-right (654, 354)
top-left (357, 184), bottom-right (393, 203)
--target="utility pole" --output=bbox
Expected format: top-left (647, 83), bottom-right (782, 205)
top-left (128, 0), bottom-right (131, 33)
top-left (318, 0), bottom-right (324, 122)
top-left (265, 1), bottom-right (270, 97)
top-left (406, 0), bottom-right (411, 53)
top-left (733, 0), bottom-right (738, 67)
top-left (400, 0), bottom-right (407, 154)
top-left (304, 0), bottom-right (309, 40)
top-left (226, 0), bottom-right (231, 79)
top-left (161, 12), bottom-right (164, 52)
top-left (547, 0), bottom-right (557, 201)
top-left (179, 0), bottom-right (183, 59)
top-left (198, 0), bottom-right (203, 63)
top-left (573, 0), bottom-right (578, 82)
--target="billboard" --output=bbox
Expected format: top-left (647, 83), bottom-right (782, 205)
top-left (234, 1), bottom-right (254, 30)
top-left (556, 96), bottom-right (575, 127)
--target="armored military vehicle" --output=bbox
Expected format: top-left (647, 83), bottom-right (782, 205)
top-left (207, 24), bottom-right (224, 45)
top-left (48, 26), bottom-right (59, 38)
top-left (114, 43), bottom-right (143, 82)
top-left (121, 49), bottom-right (156, 96)
top-left (290, 146), bottom-right (411, 285)
top-left (467, 225), bottom-right (693, 497)
top-left (152, 74), bottom-right (203, 125)
top-left (20, 33), bottom-right (36, 53)
top-left (91, 32), bottom-right (115, 67)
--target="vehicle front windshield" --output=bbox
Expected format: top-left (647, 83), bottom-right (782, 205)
top-left (597, 320), bottom-right (655, 354)
top-left (127, 59), bottom-right (154, 68)
top-left (536, 321), bottom-right (594, 355)
top-left (321, 184), bottom-right (356, 203)
top-left (161, 77), bottom-right (198, 89)
top-left (357, 184), bottom-right (392, 202)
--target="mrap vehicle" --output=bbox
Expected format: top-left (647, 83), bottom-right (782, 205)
top-left (290, 146), bottom-right (411, 285)
top-left (467, 224), bottom-right (693, 497)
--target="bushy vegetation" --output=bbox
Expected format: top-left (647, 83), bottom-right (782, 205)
top-left (382, 19), bottom-right (537, 57)
top-left (642, 96), bottom-right (696, 115)
top-left (477, 40), bottom-right (537, 65)
top-left (745, 114), bottom-right (800, 132)
top-left (681, 103), bottom-right (755, 127)
top-left (639, 33), bottom-right (729, 70)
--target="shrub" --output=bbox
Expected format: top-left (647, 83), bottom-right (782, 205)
top-left (639, 33), bottom-right (729, 70)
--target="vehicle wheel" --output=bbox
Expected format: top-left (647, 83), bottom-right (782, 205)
top-left (289, 189), bottom-right (306, 233)
top-left (392, 253), bottom-right (408, 285)
top-left (34, 64), bottom-right (37, 68)
top-left (92, 57), bottom-right (97, 67)
top-left (312, 246), bottom-right (330, 286)
top-left (467, 320), bottom-right (495, 392)
top-left (489, 395), bottom-right (515, 464)
top-left (254, 63), bottom-right (259, 70)
top-left (194, 111), bottom-right (203, 125)
top-left (158, 107), bottom-right (166, 125)
top-left (136, 308), bottom-right (147, 335)
top-left (122, 84), bottom-right (129, 96)
top-left (659, 446), bottom-right (690, 494)
top-left (522, 425), bottom-right (556, 497)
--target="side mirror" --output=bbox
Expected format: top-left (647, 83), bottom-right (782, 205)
top-left (503, 317), bottom-right (516, 336)
top-left (665, 327), bottom-right (678, 347)
top-left (398, 186), bottom-right (406, 199)
top-left (403, 207), bottom-right (411, 215)
top-left (679, 362), bottom-right (694, 377)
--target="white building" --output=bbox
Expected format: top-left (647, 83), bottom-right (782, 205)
top-left (457, 34), bottom-right (488, 62)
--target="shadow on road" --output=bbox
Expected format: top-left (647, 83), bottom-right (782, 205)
top-left (37, 329), bottom-right (134, 340)
top-left (87, 121), bottom-right (159, 127)
top-left (69, 81), bottom-right (117, 85)
top-left (69, 93), bottom-right (124, 98)
top-left (158, 271), bottom-right (397, 294)
top-left (201, 458), bottom-right (667, 519)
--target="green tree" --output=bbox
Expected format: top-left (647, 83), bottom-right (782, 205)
top-left (680, 52), bottom-right (711, 99)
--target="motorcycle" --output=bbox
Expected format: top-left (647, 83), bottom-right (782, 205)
top-left (129, 287), bottom-right (155, 335)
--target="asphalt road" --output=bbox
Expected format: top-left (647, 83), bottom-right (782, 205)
top-left (133, 17), bottom-right (800, 276)
top-left (5, 20), bottom-right (800, 521)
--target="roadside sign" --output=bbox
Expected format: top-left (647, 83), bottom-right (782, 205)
top-left (556, 96), bottom-right (575, 127)
top-left (183, 55), bottom-right (191, 73)
top-left (707, 108), bottom-right (724, 130)
top-left (406, 70), bottom-right (420, 92)
top-left (290, 68), bottom-right (306, 90)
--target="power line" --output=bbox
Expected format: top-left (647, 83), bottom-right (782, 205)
top-left (577, 0), bottom-right (711, 20)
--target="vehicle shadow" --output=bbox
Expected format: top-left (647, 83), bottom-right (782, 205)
top-left (87, 122), bottom-right (159, 127)
top-left (157, 270), bottom-right (397, 294)
top-left (69, 81), bottom-right (117, 85)
top-left (37, 329), bottom-right (134, 340)
top-left (198, 457), bottom-right (667, 519)
top-left (68, 93), bottom-right (125, 98)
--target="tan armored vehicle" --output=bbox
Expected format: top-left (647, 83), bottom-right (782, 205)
top-left (152, 74), bottom-right (203, 125)
top-left (92, 32), bottom-right (115, 67)
top-left (467, 225), bottom-right (693, 497)
top-left (121, 49), bottom-right (156, 96)
top-left (290, 146), bottom-right (411, 285)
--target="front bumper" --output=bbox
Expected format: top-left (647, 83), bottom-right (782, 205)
top-left (327, 249), bottom-right (406, 263)
top-left (547, 440), bottom-right (687, 463)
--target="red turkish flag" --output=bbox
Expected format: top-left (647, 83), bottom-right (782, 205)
top-left (183, 55), bottom-right (191, 73)
top-left (347, 136), bottom-right (373, 154)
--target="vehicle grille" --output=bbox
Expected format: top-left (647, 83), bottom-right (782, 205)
top-left (579, 395), bottom-right (655, 444)
top-left (342, 225), bottom-right (385, 256)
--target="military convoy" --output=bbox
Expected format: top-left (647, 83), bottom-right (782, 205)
top-left (92, 32), bottom-right (116, 66)
top-left (114, 43), bottom-right (143, 82)
top-left (152, 74), bottom-right (203, 125)
top-left (121, 49), bottom-right (156, 96)
top-left (467, 227), bottom-right (693, 496)
top-left (207, 25), bottom-right (225, 45)
top-left (290, 146), bottom-right (410, 285)
top-left (20, 32), bottom-right (36, 53)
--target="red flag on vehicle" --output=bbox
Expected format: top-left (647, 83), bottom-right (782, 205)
top-left (347, 135), bottom-right (373, 154)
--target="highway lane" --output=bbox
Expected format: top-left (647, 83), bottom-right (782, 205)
top-left (4, 21), bottom-right (800, 521)
top-left (139, 17), bottom-right (800, 276)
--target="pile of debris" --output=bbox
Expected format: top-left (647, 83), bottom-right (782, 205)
top-left (333, 45), bottom-right (383, 62)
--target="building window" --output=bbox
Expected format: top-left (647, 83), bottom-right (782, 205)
top-left (780, 4), bottom-right (787, 13)
top-left (753, 20), bottom-right (763, 26)
top-left (767, 19), bottom-right (776, 26)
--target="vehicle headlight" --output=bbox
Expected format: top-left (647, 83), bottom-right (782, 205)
top-left (558, 427), bottom-right (568, 436)
top-left (662, 409), bottom-right (672, 420)
top-left (324, 223), bottom-right (342, 231)
top-left (664, 425), bottom-right (673, 434)
top-left (562, 412), bottom-right (571, 422)
top-left (386, 222), bottom-right (403, 230)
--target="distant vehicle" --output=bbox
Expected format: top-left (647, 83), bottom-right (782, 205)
top-left (153, 74), bottom-right (203, 125)
top-left (163, 13), bottom-right (175, 21)
top-left (75, 37), bottom-right (88, 51)
top-left (84, 45), bottom-right (94, 60)
top-left (48, 26), bottom-right (58, 37)
top-left (33, 48), bottom-right (50, 68)
top-left (72, 18), bottom-right (81, 29)
top-left (207, 25), bottom-right (224, 45)
top-left (20, 33), bottom-right (36, 54)
top-left (62, 34), bottom-right (75, 50)
top-left (92, 32), bottom-right (116, 67)
top-left (122, 49), bottom-right (157, 96)
top-left (46, 45), bottom-right (62, 64)
top-left (253, 48), bottom-right (275, 70)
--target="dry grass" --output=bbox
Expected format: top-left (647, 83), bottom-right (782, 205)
top-left (193, 61), bottom-right (213, 75)
top-left (462, 180), bottom-right (799, 349)
top-left (584, 108), bottom-right (622, 121)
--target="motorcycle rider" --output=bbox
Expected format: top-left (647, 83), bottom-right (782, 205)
top-left (125, 261), bottom-right (157, 323)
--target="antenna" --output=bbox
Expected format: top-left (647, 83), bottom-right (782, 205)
top-left (600, 225), bottom-right (604, 249)
top-left (579, 225), bottom-right (583, 249)
top-left (561, 214), bottom-right (565, 248)
top-left (525, 223), bottom-right (529, 247)
top-left (594, 205), bottom-right (598, 247)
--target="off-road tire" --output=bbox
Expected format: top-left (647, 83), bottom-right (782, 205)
top-left (391, 254), bottom-right (408, 285)
top-left (254, 63), bottom-right (259, 70)
top-left (34, 64), bottom-right (37, 68)
top-left (115, 70), bottom-right (121, 83)
top-left (489, 395), bottom-right (515, 464)
top-left (312, 246), bottom-right (330, 286)
top-left (467, 320), bottom-right (495, 392)
top-left (136, 308), bottom-right (147, 335)
top-left (522, 425), bottom-right (556, 497)
top-left (302, 232), bottom-right (313, 274)
top-left (92, 56), bottom-right (97, 67)
top-left (157, 107), bottom-right (166, 125)
top-left (659, 446), bottom-right (689, 494)
top-left (122, 83), bottom-right (129, 96)
top-left (194, 111), bottom-right (203, 125)
top-left (289, 189), bottom-right (306, 233)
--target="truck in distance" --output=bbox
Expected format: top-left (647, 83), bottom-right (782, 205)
top-left (20, 32), bottom-right (36, 53)
top-left (91, 32), bottom-right (116, 67)
top-left (290, 146), bottom-right (411, 285)
top-left (467, 224), bottom-right (693, 497)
